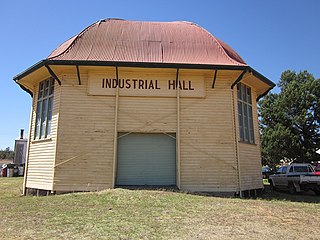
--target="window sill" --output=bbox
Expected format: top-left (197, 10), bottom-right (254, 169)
top-left (31, 137), bottom-right (53, 144)
top-left (238, 141), bottom-right (257, 146)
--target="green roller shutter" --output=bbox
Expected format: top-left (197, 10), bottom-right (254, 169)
top-left (116, 133), bottom-right (176, 186)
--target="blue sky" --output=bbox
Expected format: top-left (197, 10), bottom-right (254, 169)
top-left (1, 0), bottom-right (319, 149)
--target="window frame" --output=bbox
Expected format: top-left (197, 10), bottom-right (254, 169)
top-left (34, 78), bottom-right (55, 140)
top-left (237, 83), bottom-right (255, 144)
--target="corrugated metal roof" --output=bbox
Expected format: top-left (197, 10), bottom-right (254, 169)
top-left (48, 19), bottom-right (246, 66)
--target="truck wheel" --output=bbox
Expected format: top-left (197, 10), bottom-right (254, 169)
top-left (289, 183), bottom-right (296, 194)
top-left (269, 180), bottom-right (276, 191)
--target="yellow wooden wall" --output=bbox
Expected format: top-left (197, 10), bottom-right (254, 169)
top-left (25, 80), bottom-right (60, 190)
top-left (180, 70), bottom-right (239, 192)
top-left (117, 69), bottom-right (177, 133)
top-left (53, 74), bottom-right (116, 192)
top-left (25, 67), bottom-right (264, 193)
top-left (235, 90), bottom-right (263, 190)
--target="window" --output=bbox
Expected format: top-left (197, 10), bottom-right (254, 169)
top-left (294, 166), bottom-right (309, 173)
top-left (281, 166), bottom-right (287, 174)
top-left (237, 83), bottom-right (254, 143)
top-left (34, 78), bottom-right (54, 139)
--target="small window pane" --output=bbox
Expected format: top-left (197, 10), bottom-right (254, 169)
top-left (238, 102), bottom-right (243, 141)
top-left (241, 84), bottom-right (246, 102)
top-left (248, 107), bottom-right (254, 143)
top-left (40, 99), bottom-right (48, 138)
top-left (35, 101), bottom-right (42, 139)
top-left (247, 87), bottom-right (252, 104)
top-left (282, 166), bottom-right (287, 173)
top-left (243, 104), bottom-right (249, 141)
top-left (44, 80), bottom-right (49, 97)
top-left (49, 79), bottom-right (55, 95)
top-left (46, 97), bottom-right (53, 137)
top-left (294, 166), bottom-right (308, 172)
top-left (38, 82), bottom-right (44, 99)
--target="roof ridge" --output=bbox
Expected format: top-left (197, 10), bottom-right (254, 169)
top-left (47, 21), bottom-right (98, 60)
top-left (192, 23), bottom-right (245, 65)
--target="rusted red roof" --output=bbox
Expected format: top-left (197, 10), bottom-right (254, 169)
top-left (48, 19), bottom-right (246, 66)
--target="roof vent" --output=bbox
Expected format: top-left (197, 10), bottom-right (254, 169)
top-left (97, 18), bottom-right (124, 25)
top-left (105, 18), bottom-right (125, 21)
top-left (97, 19), bottom-right (106, 25)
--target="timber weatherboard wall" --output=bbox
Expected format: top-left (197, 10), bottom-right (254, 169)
top-left (235, 89), bottom-right (264, 190)
top-left (25, 79), bottom-right (60, 190)
top-left (23, 67), bottom-right (265, 193)
top-left (27, 68), bottom-right (262, 192)
top-left (54, 67), bottom-right (246, 193)
top-left (53, 73), bottom-right (116, 192)
top-left (180, 70), bottom-right (239, 192)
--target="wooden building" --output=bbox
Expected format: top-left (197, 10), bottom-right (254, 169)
top-left (14, 19), bottom-right (275, 196)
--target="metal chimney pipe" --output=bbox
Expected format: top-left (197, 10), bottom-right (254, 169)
top-left (20, 129), bottom-right (24, 139)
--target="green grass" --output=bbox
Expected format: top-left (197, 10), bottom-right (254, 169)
top-left (1, 178), bottom-right (320, 240)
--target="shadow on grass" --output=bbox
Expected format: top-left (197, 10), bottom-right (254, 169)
top-left (117, 185), bottom-right (238, 198)
top-left (261, 185), bottom-right (320, 203)
top-left (117, 185), bottom-right (320, 203)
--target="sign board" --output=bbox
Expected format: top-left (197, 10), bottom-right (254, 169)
top-left (88, 73), bottom-right (205, 98)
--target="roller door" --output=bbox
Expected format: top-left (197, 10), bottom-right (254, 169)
top-left (116, 133), bottom-right (176, 186)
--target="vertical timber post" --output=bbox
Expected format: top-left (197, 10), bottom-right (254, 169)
top-left (231, 87), bottom-right (242, 198)
top-left (112, 66), bottom-right (119, 188)
top-left (23, 96), bottom-right (35, 195)
top-left (176, 68), bottom-right (181, 189)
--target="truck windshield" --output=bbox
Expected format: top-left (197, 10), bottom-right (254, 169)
top-left (277, 166), bottom-right (287, 174)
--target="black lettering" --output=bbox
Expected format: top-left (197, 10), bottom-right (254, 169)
top-left (105, 79), bottom-right (112, 88)
top-left (118, 79), bottom-right (124, 88)
top-left (126, 79), bottom-right (131, 88)
top-left (102, 78), bottom-right (105, 88)
top-left (189, 81), bottom-right (194, 90)
top-left (155, 80), bottom-right (160, 89)
top-left (132, 79), bottom-right (137, 89)
top-left (112, 79), bottom-right (118, 88)
top-left (183, 81), bottom-right (188, 90)
top-left (139, 80), bottom-right (144, 89)
top-left (168, 80), bottom-right (175, 90)
top-left (148, 80), bottom-right (154, 89)
top-left (179, 80), bottom-right (182, 90)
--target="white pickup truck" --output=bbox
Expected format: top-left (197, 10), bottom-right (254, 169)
top-left (269, 163), bottom-right (320, 195)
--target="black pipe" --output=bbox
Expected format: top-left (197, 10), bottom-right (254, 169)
top-left (20, 129), bottom-right (24, 139)
top-left (212, 69), bottom-right (218, 88)
top-left (175, 68), bottom-right (179, 88)
top-left (45, 65), bottom-right (61, 85)
top-left (231, 70), bottom-right (246, 89)
top-left (76, 65), bottom-right (81, 85)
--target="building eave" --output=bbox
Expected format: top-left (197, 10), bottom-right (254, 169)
top-left (13, 59), bottom-right (275, 97)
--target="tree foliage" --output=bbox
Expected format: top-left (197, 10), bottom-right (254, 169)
top-left (259, 70), bottom-right (320, 167)
top-left (0, 147), bottom-right (14, 160)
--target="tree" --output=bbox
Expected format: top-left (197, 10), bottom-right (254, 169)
top-left (259, 70), bottom-right (320, 167)
top-left (0, 147), bottom-right (14, 160)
